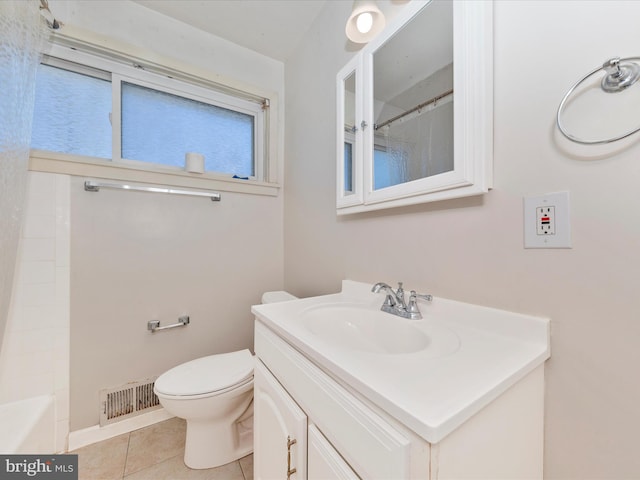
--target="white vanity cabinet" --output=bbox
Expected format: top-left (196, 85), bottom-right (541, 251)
top-left (307, 425), bottom-right (359, 480)
top-left (254, 318), bottom-right (545, 480)
top-left (254, 360), bottom-right (307, 480)
top-left (255, 359), bottom-right (358, 480)
top-left (254, 321), bottom-right (425, 479)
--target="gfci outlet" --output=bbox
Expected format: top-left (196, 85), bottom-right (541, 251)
top-left (524, 192), bottom-right (571, 248)
top-left (537, 206), bottom-right (555, 235)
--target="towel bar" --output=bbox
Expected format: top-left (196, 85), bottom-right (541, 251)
top-left (85, 181), bottom-right (221, 202)
top-left (148, 316), bottom-right (190, 332)
top-left (557, 56), bottom-right (640, 145)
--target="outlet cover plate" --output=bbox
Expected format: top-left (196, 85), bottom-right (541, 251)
top-left (524, 191), bottom-right (571, 249)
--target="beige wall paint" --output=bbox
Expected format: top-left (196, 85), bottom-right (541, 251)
top-left (53, 1), bottom-right (286, 430)
top-left (71, 178), bottom-right (283, 429)
top-left (284, 1), bottom-right (640, 478)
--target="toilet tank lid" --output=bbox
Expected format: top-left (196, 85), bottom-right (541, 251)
top-left (154, 349), bottom-right (253, 397)
top-left (261, 290), bottom-right (297, 304)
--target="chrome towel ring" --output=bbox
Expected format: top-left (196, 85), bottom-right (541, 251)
top-left (556, 56), bottom-right (640, 145)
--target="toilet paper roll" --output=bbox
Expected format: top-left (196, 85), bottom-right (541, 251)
top-left (185, 152), bottom-right (205, 174)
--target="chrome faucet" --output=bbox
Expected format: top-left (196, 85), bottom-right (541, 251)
top-left (371, 282), bottom-right (405, 308)
top-left (371, 281), bottom-right (432, 320)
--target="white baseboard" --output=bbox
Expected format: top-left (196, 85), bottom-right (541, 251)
top-left (68, 408), bottom-right (174, 451)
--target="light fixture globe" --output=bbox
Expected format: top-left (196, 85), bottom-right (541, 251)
top-left (346, 0), bottom-right (386, 44)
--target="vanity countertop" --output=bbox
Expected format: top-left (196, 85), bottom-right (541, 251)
top-left (251, 280), bottom-right (550, 443)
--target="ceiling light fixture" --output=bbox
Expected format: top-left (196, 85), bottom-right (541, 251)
top-left (345, 0), bottom-right (386, 44)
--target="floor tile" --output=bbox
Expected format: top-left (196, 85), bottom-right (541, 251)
top-left (124, 417), bottom-right (186, 476)
top-left (71, 417), bottom-right (253, 480)
top-left (124, 455), bottom-right (244, 480)
top-left (239, 454), bottom-right (253, 480)
top-left (72, 433), bottom-right (129, 480)
top-left (207, 461), bottom-right (246, 480)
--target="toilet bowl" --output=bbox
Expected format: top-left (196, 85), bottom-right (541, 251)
top-left (154, 290), bottom-right (297, 469)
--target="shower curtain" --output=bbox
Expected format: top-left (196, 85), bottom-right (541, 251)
top-left (374, 99), bottom-right (454, 190)
top-left (0, 1), bottom-right (50, 350)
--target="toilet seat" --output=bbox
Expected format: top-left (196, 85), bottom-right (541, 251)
top-left (154, 349), bottom-right (254, 398)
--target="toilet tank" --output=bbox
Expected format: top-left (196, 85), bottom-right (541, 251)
top-left (261, 291), bottom-right (297, 304)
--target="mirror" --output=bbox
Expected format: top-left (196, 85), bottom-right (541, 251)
top-left (337, 55), bottom-right (364, 208)
top-left (372, 0), bottom-right (453, 190)
top-left (336, 0), bottom-right (492, 214)
top-left (343, 71), bottom-right (356, 197)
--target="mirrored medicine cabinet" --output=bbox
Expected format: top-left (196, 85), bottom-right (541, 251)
top-left (336, 0), bottom-right (493, 214)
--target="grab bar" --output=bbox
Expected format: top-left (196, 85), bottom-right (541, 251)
top-left (84, 181), bottom-right (221, 202)
top-left (148, 315), bottom-right (190, 332)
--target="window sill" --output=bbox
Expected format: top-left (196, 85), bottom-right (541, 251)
top-left (29, 150), bottom-right (280, 197)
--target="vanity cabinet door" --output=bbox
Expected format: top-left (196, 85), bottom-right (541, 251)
top-left (308, 424), bottom-right (360, 480)
top-left (254, 360), bottom-right (307, 480)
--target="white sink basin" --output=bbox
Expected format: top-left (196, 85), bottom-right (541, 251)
top-left (300, 303), bottom-right (459, 356)
top-left (252, 280), bottom-right (551, 443)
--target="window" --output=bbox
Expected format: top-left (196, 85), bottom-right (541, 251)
top-left (31, 50), bottom-right (267, 181)
top-left (31, 63), bottom-right (111, 159)
top-left (120, 82), bottom-right (255, 177)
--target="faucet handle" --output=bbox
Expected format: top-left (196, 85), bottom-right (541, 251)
top-left (408, 290), bottom-right (433, 315)
top-left (410, 291), bottom-right (433, 302)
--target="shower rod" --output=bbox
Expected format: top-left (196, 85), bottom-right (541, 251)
top-left (375, 88), bottom-right (453, 131)
top-left (84, 180), bottom-right (221, 202)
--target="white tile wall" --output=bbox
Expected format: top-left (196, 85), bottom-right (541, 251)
top-left (0, 172), bottom-right (70, 453)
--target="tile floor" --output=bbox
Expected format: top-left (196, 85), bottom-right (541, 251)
top-left (70, 418), bottom-right (253, 480)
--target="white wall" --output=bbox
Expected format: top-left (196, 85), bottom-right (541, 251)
top-left (0, 172), bottom-right (70, 453)
top-left (70, 179), bottom-right (283, 430)
top-left (284, 1), bottom-right (640, 478)
top-left (42, 0), bottom-right (286, 430)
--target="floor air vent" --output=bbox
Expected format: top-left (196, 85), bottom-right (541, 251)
top-left (99, 377), bottom-right (160, 426)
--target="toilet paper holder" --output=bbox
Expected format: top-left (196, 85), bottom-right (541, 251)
top-left (148, 315), bottom-right (190, 332)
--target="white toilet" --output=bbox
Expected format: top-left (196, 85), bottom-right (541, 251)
top-left (153, 290), bottom-right (297, 470)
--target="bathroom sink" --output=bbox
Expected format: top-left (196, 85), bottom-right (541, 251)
top-left (300, 304), bottom-right (430, 354)
top-left (252, 280), bottom-right (551, 444)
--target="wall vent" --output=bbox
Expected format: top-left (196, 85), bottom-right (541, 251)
top-left (99, 377), bottom-right (160, 426)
